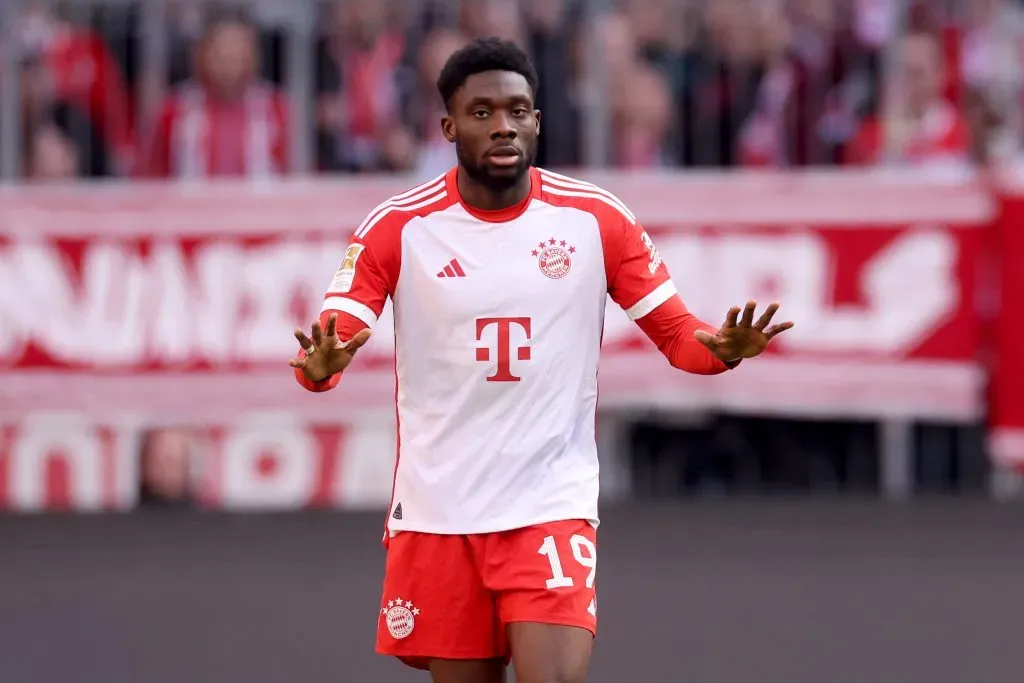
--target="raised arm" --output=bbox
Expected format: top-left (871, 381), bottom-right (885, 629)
top-left (602, 211), bottom-right (791, 373)
top-left (291, 214), bottom-right (403, 391)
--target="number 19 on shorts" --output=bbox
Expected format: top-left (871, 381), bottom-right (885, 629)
top-left (538, 534), bottom-right (597, 590)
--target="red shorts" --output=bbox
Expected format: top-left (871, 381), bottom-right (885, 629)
top-left (375, 519), bottom-right (598, 670)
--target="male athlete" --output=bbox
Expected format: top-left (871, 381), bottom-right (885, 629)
top-left (290, 38), bottom-right (793, 683)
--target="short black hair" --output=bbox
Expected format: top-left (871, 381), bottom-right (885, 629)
top-left (436, 37), bottom-right (539, 109)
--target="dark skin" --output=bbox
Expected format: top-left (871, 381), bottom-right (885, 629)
top-left (290, 70), bottom-right (794, 683)
top-left (442, 70), bottom-right (540, 211)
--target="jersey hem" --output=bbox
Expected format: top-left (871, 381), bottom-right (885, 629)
top-left (387, 512), bottom-right (600, 536)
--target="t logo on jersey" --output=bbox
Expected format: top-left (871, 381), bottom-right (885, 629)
top-left (475, 317), bottom-right (531, 382)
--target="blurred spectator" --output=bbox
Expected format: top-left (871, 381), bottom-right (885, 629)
top-left (737, 0), bottom-right (798, 167)
top-left (521, 0), bottom-right (579, 167)
top-left (809, 0), bottom-right (888, 163)
top-left (845, 29), bottom-right (971, 170)
top-left (613, 61), bottom-right (673, 168)
top-left (18, 55), bottom-right (57, 135)
top-left (956, 0), bottom-right (1024, 163)
top-left (459, 0), bottom-right (526, 47)
top-left (139, 428), bottom-right (195, 507)
top-left (314, 0), bottom-right (413, 173)
top-left (409, 28), bottom-right (468, 181)
top-left (164, 0), bottom-right (207, 86)
top-left (24, 101), bottom-right (111, 180)
top-left (25, 122), bottom-right (79, 181)
top-left (163, 1), bottom-right (286, 86)
top-left (760, 0), bottom-right (881, 167)
top-left (142, 9), bottom-right (290, 178)
top-left (679, 0), bottom-right (763, 167)
top-left (18, 2), bottom-right (135, 174)
top-left (591, 10), bottom-right (639, 94)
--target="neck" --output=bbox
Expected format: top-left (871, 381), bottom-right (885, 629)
top-left (206, 82), bottom-right (249, 103)
top-left (456, 167), bottom-right (532, 212)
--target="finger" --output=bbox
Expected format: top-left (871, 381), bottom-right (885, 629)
top-left (310, 319), bottom-right (323, 347)
top-left (337, 328), bottom-right (373, 352)
top-left (723, 306), bottom-right (740, 329)
top-left (294, 328), bottom-right (313, 350)
top-left (754, 302), bottom-right (779, 330)
top-left (765, 321), bottom-right (795, 339)
top-left (739, 300), bottom-right (757, 327)
top-left (693, 329), bottom-right (720, 350)
top-left (288, 357), bottom-right (306, 368)
top-left (324, 312), bottom-right (338, 338)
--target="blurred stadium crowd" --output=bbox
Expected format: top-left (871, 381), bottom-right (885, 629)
top-left (3, 0), bottom-right (1023, 183)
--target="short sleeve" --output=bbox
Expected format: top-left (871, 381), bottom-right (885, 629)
top-left (322, 214), bottom-right (404, 328)
top-left (601, 213), bottom-right (677, 321)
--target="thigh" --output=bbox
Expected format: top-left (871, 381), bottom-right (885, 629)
top-left (376, 531), bottom-right (505, 670)
top-left (429, 658), bottom-right (506, 683)
top-left (487, 520), bottom-right (599, 636)
top-left (507, 622), bottom-right (592, 683)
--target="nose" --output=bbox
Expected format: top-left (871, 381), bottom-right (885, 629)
top-left (490, 112), bottom-right (517, 140)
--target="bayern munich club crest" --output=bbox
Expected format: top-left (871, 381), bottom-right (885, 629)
top-left (382, 597), bottom-right (420, 639)
top-left (532, 238), bottom-right (575, 279)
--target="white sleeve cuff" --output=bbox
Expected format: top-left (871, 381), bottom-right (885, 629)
top-left (623, 281), bottom-right (677, 320)
top-left (322, 296), bottom-right (378, 329)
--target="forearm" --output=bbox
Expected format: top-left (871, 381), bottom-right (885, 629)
top-left (635, 296), bottom-right (735, 375)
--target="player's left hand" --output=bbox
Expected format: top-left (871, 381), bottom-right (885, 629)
top-left (694, 301), bottom-right (794, 364)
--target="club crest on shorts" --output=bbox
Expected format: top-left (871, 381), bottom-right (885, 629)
top-left (381, 596), bottom-right (420, 639)
top-left (531, 238), bottom-right (576, 279)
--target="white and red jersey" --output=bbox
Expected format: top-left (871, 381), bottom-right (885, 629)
top-left (298, 167), bottom-right (729, 535)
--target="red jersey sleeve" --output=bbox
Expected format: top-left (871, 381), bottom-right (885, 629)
top-left (600, 209), bottom-right (731, 375)
top-left (600, 209), bottom-right (675, 320)
top-left (294, 213), bottom-right (403, 392)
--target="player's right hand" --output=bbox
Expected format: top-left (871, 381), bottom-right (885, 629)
top-left (289, 312), bottom-right (372, 382)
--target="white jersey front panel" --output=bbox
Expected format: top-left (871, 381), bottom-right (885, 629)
top-left (389, 200), bottom-right (607, 533)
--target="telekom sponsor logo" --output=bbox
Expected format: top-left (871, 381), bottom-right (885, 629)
top-left (476, 317), bottom-right (532, 382)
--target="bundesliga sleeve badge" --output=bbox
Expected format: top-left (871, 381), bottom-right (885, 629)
top-left (329, 243), bottom-right (365, 293)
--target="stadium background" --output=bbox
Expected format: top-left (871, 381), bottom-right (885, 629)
top-left (1, 0), bottom-right (1024, 681)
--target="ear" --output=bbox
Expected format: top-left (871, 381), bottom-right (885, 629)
top-left (442, 114), bottom-right (456, 143)
top-left (534, 109), bottom-right (541, 137)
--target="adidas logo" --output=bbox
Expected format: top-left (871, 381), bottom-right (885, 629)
top-left (436, 259), bottom-right (466, 278)
top-left (392, 502), bottom-right (403, 520)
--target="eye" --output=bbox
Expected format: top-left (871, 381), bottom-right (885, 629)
top-left (473, 110), bottom-right (489, 119)
top-left (512, 108), bottom-right (529, 117)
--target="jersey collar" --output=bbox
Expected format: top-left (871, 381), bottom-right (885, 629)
top-left (447, 166), bottom-right (541, 223)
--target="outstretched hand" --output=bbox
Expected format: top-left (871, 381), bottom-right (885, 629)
top-left (694, 301), bottom-right (793, 364)
top-left (288, 312), bottom-right (372, 382)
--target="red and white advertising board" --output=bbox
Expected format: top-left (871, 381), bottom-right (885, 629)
top-left (0, 171), bottom-right (997, 509)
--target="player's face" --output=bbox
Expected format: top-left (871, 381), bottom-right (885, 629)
top-left (443, 71), bottom-right (540, 192)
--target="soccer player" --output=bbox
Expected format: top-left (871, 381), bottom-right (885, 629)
top-left (290, 38), bottom-right (793, 683)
